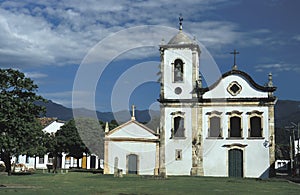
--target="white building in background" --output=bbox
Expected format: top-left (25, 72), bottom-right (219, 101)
top-left (12, 120), bottom-right (64, 170)
top-left (13, 119), bottom-right (102, 170)
top-left (295, 139), bottom-right (300, 155)
top-left (104, 18), bottom-right (277, 178)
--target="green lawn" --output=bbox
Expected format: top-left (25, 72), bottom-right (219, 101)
top-left (0, 172), bottom-right (299, 195)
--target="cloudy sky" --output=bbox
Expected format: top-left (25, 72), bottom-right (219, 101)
top-left (0, 0), bottom-right (299, 112)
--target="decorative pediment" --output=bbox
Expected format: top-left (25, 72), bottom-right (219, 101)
top-left (170, 111), bottom-right (185, 116)
top-left (222, 143), bottom-right (248, 148)
top-left (206, 110), bottom-right (222, 115)
top-left (226, 110), bottom-right (243, 115)
top-left (106, 120), bottom-right (159, 139)
top-left (197, 70), bottom-right (277, 101)
top-left (246, 110), bottom-right (264, 115)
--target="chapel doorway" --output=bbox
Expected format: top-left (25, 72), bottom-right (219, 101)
top-left (228, 149), bottom-right (243, 177)
top-left (127, 154), bottom-right (138, 174)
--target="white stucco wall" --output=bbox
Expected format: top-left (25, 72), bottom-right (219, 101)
top-left (12, 154), bottom-right (50, 169)
top-left (164, 107), bottom-right (193, 175)
top-left (202, 106), bottom-right (270, 178)
top-left (14, 153), bottom-right (98, 170)
top-left (106, 141), bottom-right (157, 175)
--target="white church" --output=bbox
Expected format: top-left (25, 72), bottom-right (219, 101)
top-left (104, 19), bottom-right (277, 178)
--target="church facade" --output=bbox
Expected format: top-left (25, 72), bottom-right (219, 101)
top-left (105, 21), bottom-right (277, 178)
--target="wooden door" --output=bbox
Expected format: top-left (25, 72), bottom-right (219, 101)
top-left (128, 154), bottom-right (138, 174)
top-left (90, 156), bottom-right (96, 169)
top-left (229, 149), bottom-right (243, 177)
top-left (82, 156), bottom-right (87, 169)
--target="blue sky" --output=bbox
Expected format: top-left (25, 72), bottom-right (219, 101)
top-left (0, 0), bottom-right (299, 112)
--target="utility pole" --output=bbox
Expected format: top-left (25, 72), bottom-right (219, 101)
top-left (286, 125), bottom-right (296, 176)
top-left (290, 135), bottom-right (293, 175)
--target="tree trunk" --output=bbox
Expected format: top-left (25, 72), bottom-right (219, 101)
top-left (34, 156), bottom-right (36, 169)
top-left (53, 155), bottom-right (57, 173)
top-left (3, 152), bottom-right (12, 176)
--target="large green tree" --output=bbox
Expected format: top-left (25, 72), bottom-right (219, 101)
top-left (0, 68), bottom-right (46, 175)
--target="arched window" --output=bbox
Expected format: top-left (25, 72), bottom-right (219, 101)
top-left (230, 116), bottom-right (242, 137)
top-left (174, 116), bottom-right (185, 137)
top-left (209, 116), bottom-right (222, 137)
top-left (250, 116), bottom-right (262, 137)
top-left (173, 59), bottom-right (183, 82)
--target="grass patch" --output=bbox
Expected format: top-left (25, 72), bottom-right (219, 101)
top-left (0, 172), bottom-right (299, 194)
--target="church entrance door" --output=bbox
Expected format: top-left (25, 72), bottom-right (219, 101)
top-left (128, 154), bottom-right (138, 174)
top-left (228, 149), bottom-right (243, 177)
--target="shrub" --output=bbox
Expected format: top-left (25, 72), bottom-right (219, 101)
top-left (0, 164), bottom-right (6, 172)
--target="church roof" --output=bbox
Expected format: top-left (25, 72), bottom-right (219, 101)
top-left (105, 119), bottom-right (159, 137)
top-left (168, 30), bottom-right (193, 45)
top-left (42, 120), bottom-right (65, 134)
top-left (198, 69), bottom-right (277, 95)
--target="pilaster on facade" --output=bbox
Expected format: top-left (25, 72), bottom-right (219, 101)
top-left (103, 140), bottom-right (109, 174)
top-left (159, 105), bottom-right (167, 177)
top-left (268, 103), bottom-right (276, 177)
top-left (191, 105), bottom-right (204, 176)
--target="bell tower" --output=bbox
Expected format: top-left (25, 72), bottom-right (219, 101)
top-left (159, 17), bottom-right (200, 100)
top-left (158, 16), bottom-right (202, 176)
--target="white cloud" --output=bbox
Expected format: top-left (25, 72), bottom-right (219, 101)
top-left (0, 0), bottom-right (249, 68)
top-left (24, 72), bottom-right (47, 79)
top-left (293, 35), bottom-right (300, 41)
top-left (255, 63), bottom-right (300, 73)
top-left (0, 0), bottom-right (287, 80)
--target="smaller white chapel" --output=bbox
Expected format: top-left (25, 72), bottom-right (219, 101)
top-left (104, 18), bottom-right (277, 178)
top-left (104, 106), bottom-right (159, 175)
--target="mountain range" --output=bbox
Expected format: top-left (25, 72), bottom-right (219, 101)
top-left (38, 99), bottom-right (300, 128)
top-left (38, 99), bottom-right (300, 146)
top-left (36, 100), bottom-right (160, 126)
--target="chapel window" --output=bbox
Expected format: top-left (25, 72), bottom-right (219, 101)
top-left (173, 59), bottom-right (184, 82)
top-left (249, 116), bottom-right (262, 137)
top-left (209, 116), bottom-right (222, 137)
top-left (229, 116), bottom-right (242, 138)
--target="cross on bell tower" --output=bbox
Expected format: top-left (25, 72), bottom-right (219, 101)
top-left (179, 14), bottom-right (183, 30)
top-left (230, 49), bottom-right (240, 70)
